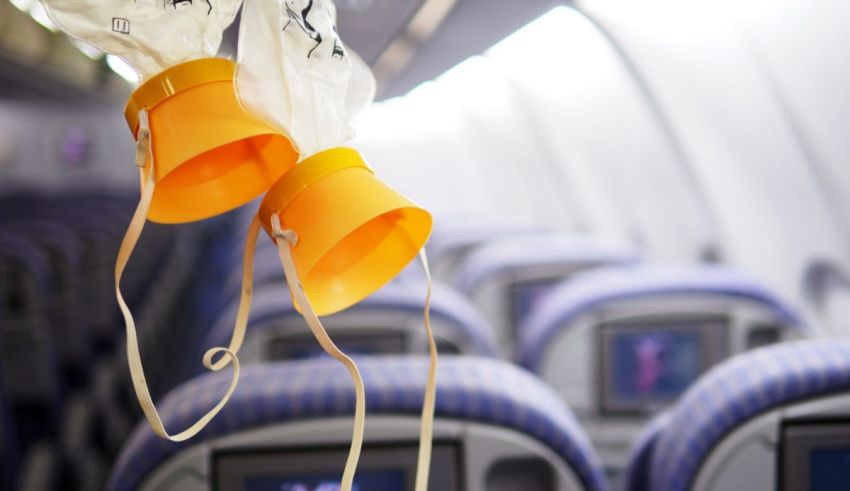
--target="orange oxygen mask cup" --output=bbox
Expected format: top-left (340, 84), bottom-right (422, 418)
top-left (124, 57), bottom-right (299, 223)
top-left (258, 147), bottom-right (432, 315)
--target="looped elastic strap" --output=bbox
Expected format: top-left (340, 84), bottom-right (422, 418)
top-left (415, 249), bottom-right (437, 491)
top-left (270, 215), bottom-right (437, 491)
top-left (115, 109), bottom-right (255, 442)
top-left (271, 215), bottom-right (365, 491)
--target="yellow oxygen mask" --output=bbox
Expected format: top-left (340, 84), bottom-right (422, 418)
top-left (40, 0), bottom-right (298, 442)
top-left (235, 1), bottom-right (436, 490)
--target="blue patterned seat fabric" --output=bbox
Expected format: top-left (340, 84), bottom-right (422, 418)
top-left (649, 339), bottom-right (850, 491)
top-left (453, 234), bottom-right (639, 295)
top-left (108, 356), bottom-right (609, 491)
top-left (0, 232), bottom-right (51, 309)
top-left (622, 411), bottom-right (671, 491)
top-left (518, 265), bottom-right (806, 371)
top-left (0, 361), bottom-right (18, 490)
top-left (203, 280), bottom-right (502, 360)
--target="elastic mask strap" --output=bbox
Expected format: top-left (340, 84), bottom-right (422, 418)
top-left (270, 215), bottom-right (365, 491)
top-left (414, 249), bottom-right (437, 491)
top-left (115, 109), bottom-right (245, 442)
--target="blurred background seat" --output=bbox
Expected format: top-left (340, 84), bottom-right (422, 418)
top-left (517, 264), bottom-right (808, 477)
top-left (452, 234), bottom-right (640, 351)
top-left (637, 339), bottom-right (850, 491)
top-left (193, 280), bottom-right (501, 379)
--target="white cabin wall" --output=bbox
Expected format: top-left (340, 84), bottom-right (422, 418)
top-left (583, 0), bottom-right (850, 334)
top-left (488, 7), bottom-right (717, 261)
top-left (735, 0), bottom-right (850, 245)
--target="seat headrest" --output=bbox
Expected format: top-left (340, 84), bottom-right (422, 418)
top-left (651, 339), bottom-right (850, 491)
top-left (203, 281), bottom-right (502, 359)
top-left (519, 265), bottom-right (806, 370)
top-left (108, 356), bottom-right (608, 491)
top-left (453, 234), bottom-right (639, 294)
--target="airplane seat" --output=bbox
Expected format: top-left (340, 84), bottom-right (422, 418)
top-left (426, 215), bottom-right (549, 280)
top-left (1, 196), bottom-right (127, 352)
top-left (517, 264), bottom-right (807, 473)
top-left (132, 225), bottom-right (208, 394)
top-left (108, 356), bottom-right (610, 491)
top-left (0, 361), bottom-right (19, 490)
top-left (621, 411), bottom-right (671, 491)
top-left (453, 234), bottom-right (640, 350)
top-left (640, 339), bottom-right (850, 491)
top-left (16, 442), bottom-right (62, 491)
top-left (194, 280), bottom-right (502, 376)
top-left (0, 234), bottom-right (64, 448)
top-left (59, 393), bottom-right (108, 490)
top-left (89, 355), bottom-right (134, 456)
top-left (0, 218), bottom-right (93, 388)
top-left (187, 208), bottom-right (252, 328)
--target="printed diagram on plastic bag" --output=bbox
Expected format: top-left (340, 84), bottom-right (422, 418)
top-left (167, 1), bottom-right (214, 15)
top-left (282, 0), bottom-right (345, 59)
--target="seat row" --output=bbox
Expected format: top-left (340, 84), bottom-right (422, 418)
top-left (134, 212), bottom-right (818, 489)
top-left (108, 338), bottom-right (850, 491)
top-left (0, 189), bottom-right (222, 490)
top-left (0, 202), bottom-right (829, 490)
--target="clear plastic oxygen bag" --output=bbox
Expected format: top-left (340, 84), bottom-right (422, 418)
top-left (39, 0), bottom-right (241, 81)
top-left (236, 0), bottom-right (375, 155)
top-left (236, 2), bottom-right (436, 491)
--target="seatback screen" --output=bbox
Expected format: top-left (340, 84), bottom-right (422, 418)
top-left (266, 331), bottom-right (407, 360)
top-left (215, 442), bottom-right (461, 491)
top-left (598, 316), bottom-right (727, 414)
top-left (782, 422), bottom-right (850, 491)
top-left (246, 469), bottom-right (405, 491)
top-left (510, 278), bottom-right (559, 330)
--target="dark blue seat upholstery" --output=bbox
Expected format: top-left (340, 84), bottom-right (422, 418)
top-left (622, 411), bottom-right (670, 491)
top-left (0, 360), bottom-right (19, 490)
top-left (640, 339), bottom-right (850, 491)
top-left (108, 356), bottom-right (610, 491)
top-left (0, 233), bottom-right (62, 449)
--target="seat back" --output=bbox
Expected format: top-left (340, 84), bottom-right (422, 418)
top-left (109, 356), bottom-right (610, 491)
top-left (197, 281), bottom-right (501, 375)
top-left (453, 234), bottom-right (639, 349)
top-left (0, 360), bottom-right (19, 490)
top-left (517, 265), bottom-right (806, 474)
top-left (0, 233), bottom-right (62, 448)
top-left (644, 339), bottom-right (850, 491)
top-left (425, 214), bottom-right (548, 280)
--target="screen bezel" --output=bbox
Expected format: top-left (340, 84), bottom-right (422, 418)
top-left (781, 420), bottom-right (850, 491)
top-left (265, 329), bottom-right (408, 360)
top-left (213, 441), bottom-right (463, 491)
top-left (596, 314), bottom-right (729, 415)
top-left (508, 277), bottom-right (562, 332)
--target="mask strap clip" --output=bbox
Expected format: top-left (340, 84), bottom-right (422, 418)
top-left (114, 109), bottom-right (248, 442)
top-left (270, 215), bottom-right (366, 491)
top-left (133, 111), bottom-right (150, 169)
